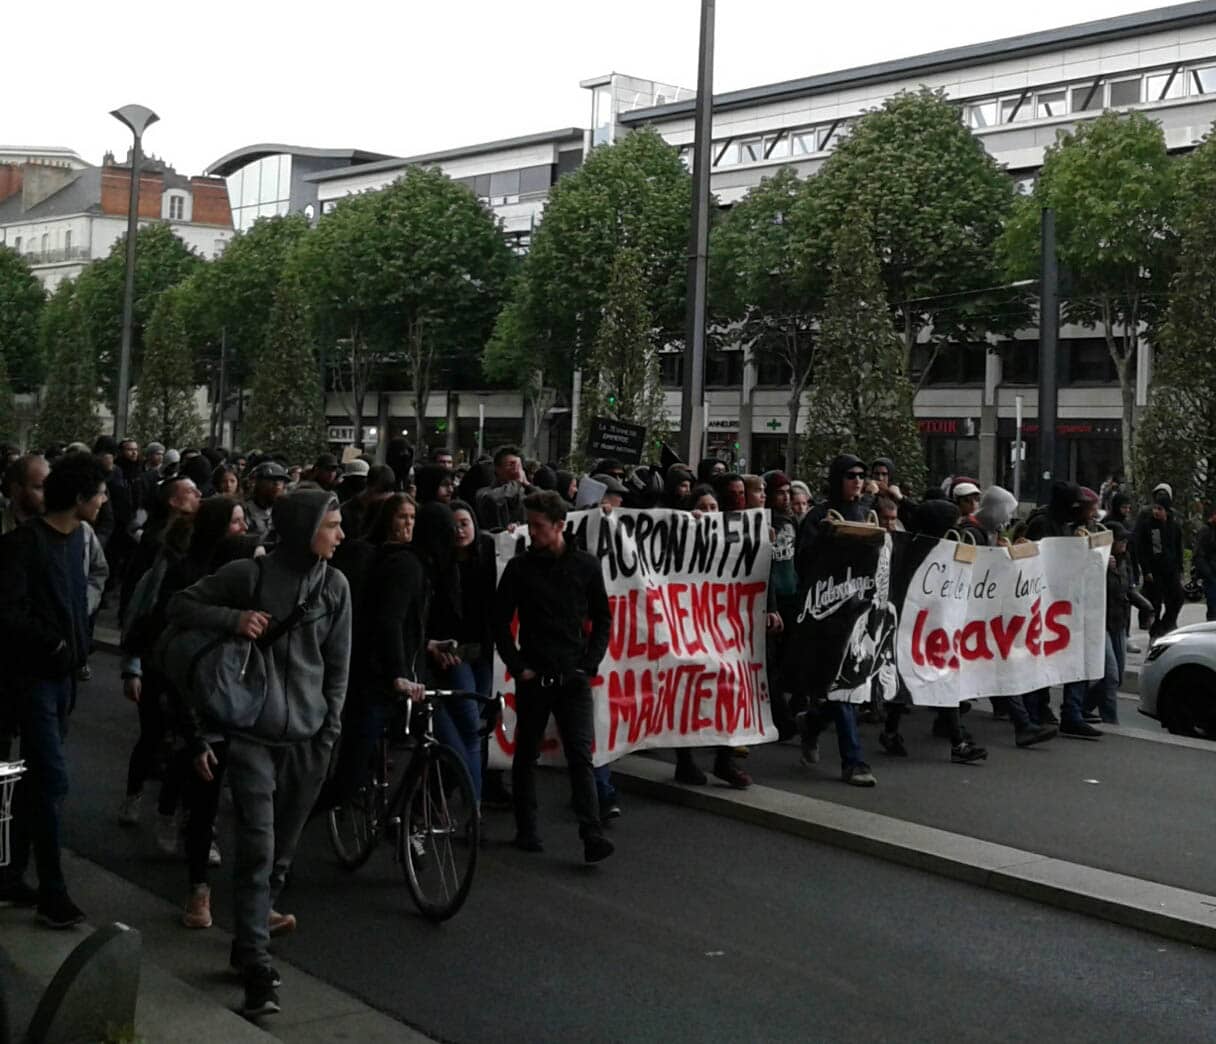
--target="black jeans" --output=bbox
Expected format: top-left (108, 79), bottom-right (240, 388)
top-left (1145, 573), bottom-right (1183, 637)
top-left (126, 670), bottom-right (168, 797)
top-left (183, 741), bottom-right (228, 887)
top-left (512, 675), bottom-right (601, 839)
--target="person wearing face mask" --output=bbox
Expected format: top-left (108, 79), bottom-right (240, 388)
top-left (793, 454), bottom-right (876, 786)
top-left (167, 490), bottom-right (351, 1018)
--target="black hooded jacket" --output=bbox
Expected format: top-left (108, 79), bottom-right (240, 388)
top-left (1025, 481), bottom-right (1081, 540)
top-left (795, 454), bottom-right (867, 578)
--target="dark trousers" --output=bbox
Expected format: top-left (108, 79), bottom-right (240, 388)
top-left (7, 679), bottom-right (72, 897)
top-left (512, 676), bottom-right (601, 839)
top-left (1145, 573), bottom-right (1183, 637)
top-left (183, 741), bottom-right (228, 886)
top-left (126, 670), bottom-right (168, 797)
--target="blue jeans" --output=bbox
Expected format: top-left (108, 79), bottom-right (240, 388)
top-left (1061, 679), bottom-right (1089, 726)
top-left (1086, 630), bottom-right (1124, 724)
top-left (435, 659), bottom-right (489, 804)
top-left (805, 700), bottom-right (863, 768)
top-left (594, 764), bottom-right (617, 804)
top-left (8, 679), bottom-right (72, 897)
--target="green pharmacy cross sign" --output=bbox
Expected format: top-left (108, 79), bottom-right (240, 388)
top-left (766, 419), bottom-right (782, 431)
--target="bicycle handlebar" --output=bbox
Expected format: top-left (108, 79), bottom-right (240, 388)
top-left (403, 690), bottom-right (505, 738)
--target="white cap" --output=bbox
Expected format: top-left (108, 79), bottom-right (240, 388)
top-left (953, 481), bottom-right (981, 498)
top-left (344, 459), bottom-right (370, 477)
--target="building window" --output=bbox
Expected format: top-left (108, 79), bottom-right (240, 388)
top-left (738, 137), bottom-right (764, 163)
top-left (40, 233), bottom-right (48, 256)
top-left (1035, 89), bottom-right (1067, 119)
top-left (168, 195), bottom-right (184, 220)
top-left (706, 349), bottom-right (743, 387)
top-left (659, 352), bottom-right (682, 388)
top-left (967, 100), bottom-right (999, 129)
top-left (1070, 82), bottom-right (1102, 112)
top-left (1067, 338), bottom-right (1118, 384)
top-left (1145, 69), bottom-right (1183, 102)
top-left (764, 133), bottom-right (789, 159)
top-left (1109, 77), bottom-right (1142, 107)
top-left (1191, 66), bottom-right (1216, 94)
top-left (518, 164), bottom-right (552, 194)
top-left (790, 130), bottom-right (816, 156)
top-left (1000, 95), bottom-right (1029, 123)
top-left (12, 236), bottom-right (20, 254)
top-left (64, 230), bottom-right (72, 254)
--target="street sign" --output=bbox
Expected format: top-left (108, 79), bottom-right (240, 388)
top-left (587, 416), bottom-right (647, 464)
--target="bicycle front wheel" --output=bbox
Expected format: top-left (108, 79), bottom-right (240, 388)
top-left (399, 743), bottom-right (479, 921)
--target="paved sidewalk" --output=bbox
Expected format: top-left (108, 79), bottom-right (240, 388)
top-left (0, 850), bottom-right (433, 1043)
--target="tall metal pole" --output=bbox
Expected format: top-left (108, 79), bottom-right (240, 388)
top-left (1013, 392), bottom-right (1024, 504)
top-left (1037, 207), bottom-right (1059, 505)
top-left (679, 0), bottom-right (715, 464)
top-left (215, 326), bottom-right (228, 450)
top-left (110, 105), bottom-right (159, 438)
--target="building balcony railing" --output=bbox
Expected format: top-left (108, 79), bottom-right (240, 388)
top-left (21, 246), bottom-right (91, 265)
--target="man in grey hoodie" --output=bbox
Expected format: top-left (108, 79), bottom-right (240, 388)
top-left (167, 490), bottom-right (351, 1019)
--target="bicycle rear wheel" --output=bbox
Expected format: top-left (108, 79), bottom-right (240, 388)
top-left (399, 743), bottom-right (478, 921)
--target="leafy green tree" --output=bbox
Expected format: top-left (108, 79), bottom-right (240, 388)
top-left (802, 211), bottom-right (926, 493)
top-left (0, 355), bottom-right (17, 445)
top-left (33, 282), bottom-right (99, 448)
top-left (801, 89), bottom-right (1017, 385)
top-left (486, 128), bottom-right (692, 412)
top-left (575, 249), bottom-right (671, 468)
top-left (1135, 127), bottom-right (1216, 509)
top-left (710, 167), bottom-right (826, 475)
top-left (73, 222), bottom-right (203, 399)
top-left (292, 167), bottom-right (513, 454)
top-left (244, 277), bottom-right (327, 463)
top-left (0, 246), bottom-right (46, 392)
top-left (183, 214), bottom-right (313, 387)
top-left (130, 286), bottom-right (204, 447)
top-left (1002, 111), bottom-right (1177, 487)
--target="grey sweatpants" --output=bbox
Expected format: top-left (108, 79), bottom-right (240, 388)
top-left (227, 733), bottom-right (332, 970)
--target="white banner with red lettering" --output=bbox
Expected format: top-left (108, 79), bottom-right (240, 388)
top-left (896, 536), bottom-right (1110, 707)
top-left (489, 508), bottom-right (775, 767)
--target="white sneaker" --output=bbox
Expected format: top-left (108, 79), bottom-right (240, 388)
top-left (117, 793), bottom-right (142, 827)
top-left (155, 813), bottom-right (181, 857)
top-left (1126, 641), bottom-right (1143, 654)
top-left (208, 840), bottom-right (222, 867)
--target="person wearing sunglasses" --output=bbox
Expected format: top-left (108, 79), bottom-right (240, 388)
top-left (791, 454), bottom-right (877, 787)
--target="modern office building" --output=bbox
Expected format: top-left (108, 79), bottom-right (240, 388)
top-left (206, 3), bottom-right (1216, 483)
top-left (616, 1), bottom-right (1216, 485)
top-left (203, 145), bottom-right (393, 231)
top-left (0, 148), bottom-right (234, 290)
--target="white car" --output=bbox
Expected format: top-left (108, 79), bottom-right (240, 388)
top-left (1139, 622), bottom-right (1216, 736)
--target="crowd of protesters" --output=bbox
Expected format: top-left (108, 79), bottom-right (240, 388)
top-left (0, 432), bottom-right (1194, 1018)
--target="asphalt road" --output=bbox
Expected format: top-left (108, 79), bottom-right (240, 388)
top-left (47, 653), bottom-right (1216, 1042)
top-left (650, 701), bottom-right (1216, 896)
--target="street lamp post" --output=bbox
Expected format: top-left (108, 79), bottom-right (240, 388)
top-left (109, 104), bottom-right (159, 438)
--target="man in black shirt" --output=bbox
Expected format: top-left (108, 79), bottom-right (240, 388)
top-left (0, 452), bottom-right (107, 927)
top-left (494, 491), bottom-right (613, 863)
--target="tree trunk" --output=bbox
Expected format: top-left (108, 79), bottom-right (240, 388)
top-left (410, 319), bottom-right (430, 460)
top-left (1101, 301), bottom-right (1136, 489)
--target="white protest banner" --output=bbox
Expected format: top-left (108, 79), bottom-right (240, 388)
top-left (489, 508), bottom-right (775, 767)
top-left (897, 535), bottom-right (1110, 706)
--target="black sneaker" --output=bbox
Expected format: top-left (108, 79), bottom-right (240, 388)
top-left (1082, 710), bottom-right (1101, 723)
top-left (931, 715), bottom-right (953, 739)
top-left (583, 834), bottom-right (615, 863)
top-left (242, 966), bottom-right (282, 1018)
top-left (229, 948), bottom-right (282, 987)
top-left (1060, 720), bottom-right (1103, 740)
top-left (950, 742), bottom-right (988, 764)
top-left (1015, 724), bottom-right (1057, 747)
top-left (1039, 706), bottom-right (1060, 726)
top-left (600, 801), bottom-right (622, 821)
top-left (36, 893), bottom-right (85, 929)
top-left (0, 878), bottom-right (39, 907)
top-left (481, 777), bottom-right (514, 812)
top-left (514, 833), bottom-right (544, 853)
top-left (878, 731), bottom-right (907, 757)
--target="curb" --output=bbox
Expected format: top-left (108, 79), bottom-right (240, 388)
top-left (612, 753), bottom-right (1216, 951)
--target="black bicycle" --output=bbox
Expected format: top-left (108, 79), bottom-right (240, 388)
top-left (327, 689), bottom-right (501, 921)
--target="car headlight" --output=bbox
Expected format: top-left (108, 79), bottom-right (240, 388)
top-left (1145, 634), bottom-right (1186, 663)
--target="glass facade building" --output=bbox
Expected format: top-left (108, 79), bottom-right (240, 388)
top-left (225, 153), bottom-right (292, 230)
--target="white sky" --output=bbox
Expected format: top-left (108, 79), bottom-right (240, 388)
top-left (7, 0), bottom-right (1183, 176)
